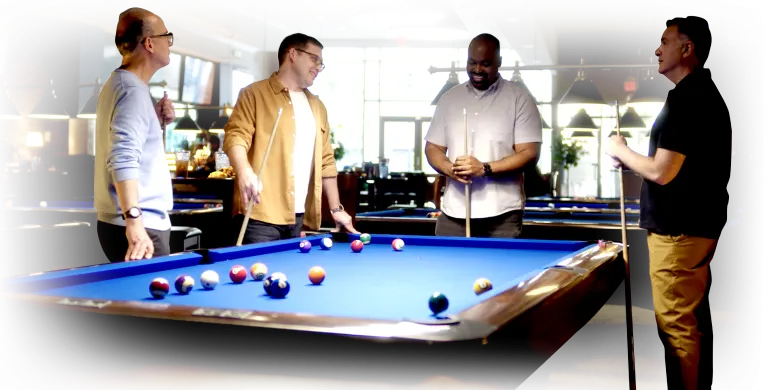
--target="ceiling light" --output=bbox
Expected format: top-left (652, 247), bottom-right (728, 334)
top-left (302, 0), bottom-right (403, 8)
top-left (353, 9), bottom-right (445, 29)
top-left (387, 27), bottom-right (470, 41)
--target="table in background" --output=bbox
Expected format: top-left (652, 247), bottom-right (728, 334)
top-left (0, 235), bottom-right (626, 387)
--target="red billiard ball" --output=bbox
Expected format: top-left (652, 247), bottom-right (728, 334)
top-left (392, 238), bottom-right (405, 251)
top-left (309, 266), bottom-right (325, 285)
top-left (350, 240), bottom-right (364, 253)
top-left (229, 265), bottom-right (247, 284)
top-left (149, 277), bottom-right (170, 299)
top-left (598, 240), bottom-right (607, 249)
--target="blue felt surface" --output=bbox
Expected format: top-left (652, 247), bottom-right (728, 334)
top-left (16, 235), bottom-right (593, 322)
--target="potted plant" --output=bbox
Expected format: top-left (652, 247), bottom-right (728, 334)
top-left (551, 131), bottom-right (586, 196)
top-left (331, 127), bottom-right (345, 161)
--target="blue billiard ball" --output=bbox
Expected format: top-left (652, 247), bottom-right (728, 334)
top-left (263, 276), bottom-right (275, 295)
top-left (299, 240), bottom-right (312, 253)
top-left (319, 237), bottom-right (333, 250)
top-left (428, 292), bottom-right (449, 315)
top-left (269, 278), bottom-right (290, 299)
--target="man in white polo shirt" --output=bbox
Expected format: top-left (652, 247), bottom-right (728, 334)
top-left (424, 33), bottom-right (542, 238)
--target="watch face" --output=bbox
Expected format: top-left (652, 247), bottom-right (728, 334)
top-left (128, 208), bottom-right (140, 217)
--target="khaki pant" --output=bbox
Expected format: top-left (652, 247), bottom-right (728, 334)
top-left (647, 232), bottom-right (718, 390)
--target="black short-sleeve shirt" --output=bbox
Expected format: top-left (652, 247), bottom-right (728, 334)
top-left (639, 67), bottom-right (731, 239)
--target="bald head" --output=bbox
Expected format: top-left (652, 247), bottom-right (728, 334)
top-left (467, 33), bottom-right (502, 90)
top-left (115, 7), bottom-right (159, 56)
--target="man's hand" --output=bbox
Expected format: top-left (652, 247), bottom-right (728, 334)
top-left (237, 166), bottom-right (264, 210)
top-left (606, 135), bottom-right (628, 169)
top-left (331, 210), bottom-right (360, 234)
top-left (452, 155), bottom-right (484, 181)
top-left (125, 219), bottom-right (154, 261)
top-left (155, 91), bottom-right (175, 126)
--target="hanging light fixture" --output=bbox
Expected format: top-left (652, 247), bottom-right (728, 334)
top-left (630, 68), bottom-right (671, 103)
top-left (431, 61), bottom-right (460, 105)
top-left (77, 79), bottom-right (101, 119)
top-left (352, 1), bottom-right (446, 29)
top-left (608, 106), bottom-right (647, 138)
top-left (29, 80), bottom-right (69, 120)
top-left (0, 80), bottom-right (21, 120)
top-left (559, 61), bottom-right (607, 106)
top-left (209, 103), bottom-right (232, 132)
top-left (565, 108), bottom-right (598, 138)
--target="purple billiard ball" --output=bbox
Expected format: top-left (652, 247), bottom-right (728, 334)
top-left (299, 240), bottom-right (312, 253)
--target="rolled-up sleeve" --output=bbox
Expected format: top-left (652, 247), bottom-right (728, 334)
top-left (223, 88), bottom-right (256, 154)
top-left (320, 103), bottom-right (338, 177)
top-left (107, 87), bottom-right (150, 183)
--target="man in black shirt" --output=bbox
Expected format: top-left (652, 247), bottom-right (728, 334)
top-left (607, 16), bottom-right (730, 390)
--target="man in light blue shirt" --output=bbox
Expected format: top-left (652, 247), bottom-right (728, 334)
top-left (95, 8), bottom-right (176, 262)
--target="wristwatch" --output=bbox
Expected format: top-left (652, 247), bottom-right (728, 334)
top-left (482, 163), bottom-right (493, 177)
top-left (329, 204), bottom-right (345, 214)
top-left (122, 206), bottom-right (142, 220)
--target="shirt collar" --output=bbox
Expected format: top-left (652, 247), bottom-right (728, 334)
top-left (674, 66), bottom-right (711, 91)
top-left (465, 74), bottom-right (503, 96)
top-left (268, 71), bottom-right (318, 100)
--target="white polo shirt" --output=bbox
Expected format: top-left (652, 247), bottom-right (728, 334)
top-left (424, 76), bottom-right (542, 219)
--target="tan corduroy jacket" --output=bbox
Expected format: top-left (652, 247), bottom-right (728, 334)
top-left (222, 72), bottom-right (337, 230)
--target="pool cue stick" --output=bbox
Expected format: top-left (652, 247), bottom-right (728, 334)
top-left (236, 107), bottom-right (283, 246)
top-left (463, 108), bottom-right (471, 238)
top-left (616, 100), bottom-right (637, 390)
top-left (161, 91), bottom-right (168, 150)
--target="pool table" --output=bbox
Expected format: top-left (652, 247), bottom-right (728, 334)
top-left (0, 234), bottom-right (627, 388)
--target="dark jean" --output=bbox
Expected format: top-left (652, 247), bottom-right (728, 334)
top-left (434, 210), bottom-right (523, 238)
top-left (97, 221), bottom-right (171, 263)
top-left (232, 213), bottom-right (305, 245)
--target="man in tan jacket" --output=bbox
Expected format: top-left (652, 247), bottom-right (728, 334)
top-left (224, 33), bottom-right (358, 244)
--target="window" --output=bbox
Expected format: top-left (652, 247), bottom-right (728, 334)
top-left (231, 69), bottom-right (255, 104)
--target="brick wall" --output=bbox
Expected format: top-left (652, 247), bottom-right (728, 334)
top-left (0, 11), bottom-right (68, 160)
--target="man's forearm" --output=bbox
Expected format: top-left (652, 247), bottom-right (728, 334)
top-left (614, 144), bottom-right (661, 183)
top-left (227, 145), bottom-right (251, 174)
top-left (322, 176), bottom-right (341, 210)
top-left (114, 179), bottom-right (140, 223)
top-left (425, 145), bottom-right (453, 176)
top-left (488, 150), bottom-right (538, 175)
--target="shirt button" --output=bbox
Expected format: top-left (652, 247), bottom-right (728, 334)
top-left (290, 191), bottom-right (294, 195)
top-left (292, 116), bottom-right (295, 119)
top-left (289, 101), bottom-right (292, 105)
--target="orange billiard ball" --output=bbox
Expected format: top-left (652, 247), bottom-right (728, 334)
top-left (309, 266), bottom-right (325, 285)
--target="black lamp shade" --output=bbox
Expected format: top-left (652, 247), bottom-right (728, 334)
top-left (559, 78), bottom-right (606, 105)
top-left (620, 106), bottom-right (647, 128)
top-left (566, 108), bottom-right (598, 129)
top-left (431, 71), bottom-right (460, 105)
top-left (29, 90), bottom-right (70, 119)
top-left (1, 91), bottom-right (20, 119)
top-left (77, 91), bottom-right (99, 119)
top-left (175, 115), bottom-right (201, 131)
top-left (630, 75), bottom-right (671, 103)
top-left (210, 115), bottom-right (230, 131)
top-left (571, 130), bottom-right (596, 138)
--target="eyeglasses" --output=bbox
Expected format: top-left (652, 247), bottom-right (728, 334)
top-left (143, 32), bottom-right (174, 47)
top-left (294, 48), bottom-right (325, 71)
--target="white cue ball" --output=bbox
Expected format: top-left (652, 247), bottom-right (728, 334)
top-left (200, 270), bottom-right (219, 290)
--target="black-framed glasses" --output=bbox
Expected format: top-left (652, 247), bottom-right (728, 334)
top-left (294, 48), bottom-right (325, 71)
top-left (143, 32), bottom-right (174, 47)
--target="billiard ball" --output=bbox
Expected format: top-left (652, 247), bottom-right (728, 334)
top-left (149, 277), bottom-right (170, 299)
top-left (473, 278), bottom-right (493, 295)
top-left (308, 266), bottom-right (325, 285)
top-left (319, 237), bottom-right (333, 250)
top-left (263, 276), bottom-right (275, 295)
top-left (250, 263), bottom-right (268, 281)
top-left (174, 275), bottom-right (195, 295)
top-left (598, 240), bottom-right (607, 249)
top-left (271, 272), bottom-right (287, 281)
top-left (229, 265), bottom-right (247, 284)
top-left (200, 270), bottom-right (219, 290)
top-left (428, 292), bottom-right (449, 315)
top-left (350, 240), bottom-right (364, 253)
top-left (359, 233), bottom-right (371, 244)
top-left (269, 278), bottom-right (291, 298)
top-left (392, 238), bottom-right (405, 251)
top-left (299, 240), bottom-right (312, 253)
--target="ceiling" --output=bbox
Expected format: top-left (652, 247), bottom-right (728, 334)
top-left (0, 0), bottom-right (752, 74)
